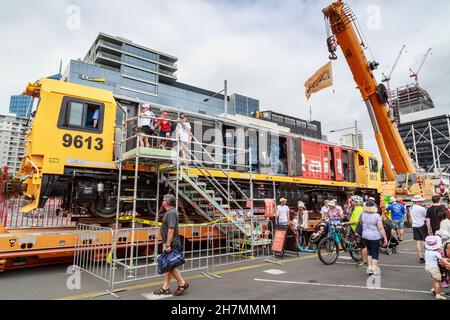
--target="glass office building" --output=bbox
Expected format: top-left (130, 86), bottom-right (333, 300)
top-left (9, 94), bottom-right (32, 119)
top-left (64, 33), bottom-right (259, 117)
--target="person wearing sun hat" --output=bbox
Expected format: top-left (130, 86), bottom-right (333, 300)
top-left (361, 199), bottom-right (388, 277)
top-left (424, 236), bottom-right (447, 300)
top-left (409, 195), bottom-right (428, 264)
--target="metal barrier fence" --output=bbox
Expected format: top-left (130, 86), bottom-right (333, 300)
top-left (72, 224), bottom-right (115, 285)
top-left (0, 197), bottom-right (72, 228)
top-left (73, 220), bottom-right (275, 295)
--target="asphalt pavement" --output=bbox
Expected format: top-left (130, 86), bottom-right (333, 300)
top-left (0, 230), bottom-right (445, 300)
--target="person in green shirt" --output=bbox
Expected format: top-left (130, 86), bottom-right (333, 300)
top-left (344, 195), bottom-right (368, 267)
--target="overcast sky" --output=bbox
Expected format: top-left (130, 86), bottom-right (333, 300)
top-left (1, 0), bottom-right (449, 157)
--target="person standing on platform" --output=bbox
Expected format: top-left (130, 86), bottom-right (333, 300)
top-left (137, 104), bottom-right (155, 148)
top-left (155, 109), bottom-right (172, 149)
top-left (175, 114), bottom-right (192, 165)
top-left (276, 198), bottom-right (289, 227)
top-left (409, 195), bottom-right (428, 264)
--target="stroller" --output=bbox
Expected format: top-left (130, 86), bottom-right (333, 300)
top-left (308, 221), bottom-right (329, 250)
top-left (380, 220), bottom-right (399, 255)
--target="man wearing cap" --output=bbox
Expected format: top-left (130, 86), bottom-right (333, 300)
top-left (409, 195), bottom-right (428, 263)
top-left (386, 198), bottom-right (406, 242)
top-left (276, 198), bottom-right (289, 227)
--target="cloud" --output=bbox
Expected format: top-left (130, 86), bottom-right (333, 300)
top-left (0, 0), bottom-right (449, 159)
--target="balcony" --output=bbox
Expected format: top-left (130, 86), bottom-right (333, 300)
top-left (98, 40), bottom-right (122, 51)
top-left (159, 59), bottom-right (177, 69)
top-left (97, 51), bottom-right (122, 62)
top-left (158, 68), bottom-right (177, 80)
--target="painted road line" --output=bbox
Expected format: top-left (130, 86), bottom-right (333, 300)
top-left (337, 256), bottom-right (353, 260)
top-left (253, 278), bottom-right (431, 295)
top-left (336, 262), bottom-right (424, 269)
top-left (263, 269), bottom-right (286, 275)
top-left (56, 254), bottom-right (317, 300)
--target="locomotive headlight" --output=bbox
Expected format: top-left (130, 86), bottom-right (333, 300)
top-left (97, 182), bottom-right (105, 193)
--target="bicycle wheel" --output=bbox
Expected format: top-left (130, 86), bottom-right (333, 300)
top-left (349, 244), bottom-right (362, 262)
top-left (318, 237), bottom-right (339, 265)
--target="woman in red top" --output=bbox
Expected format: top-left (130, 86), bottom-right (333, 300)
top-left (155, 109), bottom-right (172, 149)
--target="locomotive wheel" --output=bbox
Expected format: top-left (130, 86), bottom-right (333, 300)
top-left (90, 199), bottom-right (117, 218)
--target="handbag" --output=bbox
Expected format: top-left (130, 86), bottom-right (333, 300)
top-left (355, 215), bottom-right (363, 237)
top-left (157, 246), bottom-right (186, 275)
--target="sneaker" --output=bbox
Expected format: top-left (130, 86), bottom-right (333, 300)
top-left (372, 268), bottom-right (382, 277)
top-left (419, 258), bottom-right (425, 264)
top-left (366, 267), bottom-right (374, 275)
top-left (442, 281), bottom-right (449, 289)
top-left (435, 294), bottom-right (448, 300)
top-left (358, 261), bottom-right (368, 268)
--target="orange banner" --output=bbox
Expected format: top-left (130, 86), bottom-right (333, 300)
top-left (304, 62), bottom-right (333, 100)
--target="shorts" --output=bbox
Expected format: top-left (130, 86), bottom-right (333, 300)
top-left (413, 225), bottom-right (427, 241)
top-left (391, 219), bottom-right (404, 230)
top-left (159, 130), bottom-right (170, 138)
top-left (139, 125), bottom-right (153, 136)
top-left (363, 238), bottom-right (380, 260)
top-left (426, 267), bottom-right (442, 281)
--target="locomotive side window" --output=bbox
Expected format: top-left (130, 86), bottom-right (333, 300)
top-left (58, 97), bottom-right (104, 133)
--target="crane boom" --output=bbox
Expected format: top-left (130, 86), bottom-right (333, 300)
top-left (382, 45), bottom-right (406, 82)
top-left (323, 0), bottom-right (416, 181)
top-left (410, 48), bottom-right (432, 84)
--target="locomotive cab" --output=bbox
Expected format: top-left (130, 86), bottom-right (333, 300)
top-left (19, 79), bottom-right (118, 215)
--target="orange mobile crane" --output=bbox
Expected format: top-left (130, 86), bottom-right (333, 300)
top-left (322, 0), bottom-right (416, 183)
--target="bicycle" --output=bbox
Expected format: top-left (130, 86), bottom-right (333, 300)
top-left (317, 222), bottom-right (362, 265)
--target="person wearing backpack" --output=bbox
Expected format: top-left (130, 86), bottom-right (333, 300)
top-left (427, 195), bottom-right (447, 236)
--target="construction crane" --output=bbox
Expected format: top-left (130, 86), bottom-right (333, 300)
top-left (323, 0), bottom-right (416, 182)
top-left (382, 45), bottom-right (407, 106)
top-left (410, 48), bottom-right (432, 85)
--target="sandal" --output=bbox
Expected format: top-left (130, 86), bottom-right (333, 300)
top-left (174, 283), bottom-right (190, 296)
top-left (153, 287), bottom-right (171, 295)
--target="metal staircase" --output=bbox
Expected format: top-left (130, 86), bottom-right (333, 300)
top-left (160, 135), bottom-right (255, 237)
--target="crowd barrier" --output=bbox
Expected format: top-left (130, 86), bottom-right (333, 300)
top-left (73, 219), bottom-right (275, 295)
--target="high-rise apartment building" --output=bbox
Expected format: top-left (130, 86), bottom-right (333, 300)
top-left (340, 130), bottom-right (364, 149)
top-left (9, 94), bottom-right (33, 119)
top-left (0, 114), bottom-right (28, 174)
top-left (63, 33), bottom-right (259, 117)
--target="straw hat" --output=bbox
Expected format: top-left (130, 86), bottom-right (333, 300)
top-left (328, 200), bottom-right (337, 207)
top-left (425, 236), bottom-right (442, 251)
top-left (411, 195), bottom-right (425, 202)
top-left (279, 198), bottom-right (287, 203)
top-left (297, 201), bottom-right (306, 209)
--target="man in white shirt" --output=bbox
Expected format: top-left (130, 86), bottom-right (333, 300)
top-left (409, 195), bottom-right (428, 263)
top-left (276, 198), bottom-right (289, 226)
top-left (175, 114), bottom-right (192, 165)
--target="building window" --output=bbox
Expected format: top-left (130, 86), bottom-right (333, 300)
top-left (122, 78), bottom-right (157, 94)
top-left (123, 55), bottom-right (157, 72)
top-left (122, 66), bottom-right (157, 83)
top-left (123, 44), bottom-right (157, 62)
top-left (57, 97), bottom-right (104, 133)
